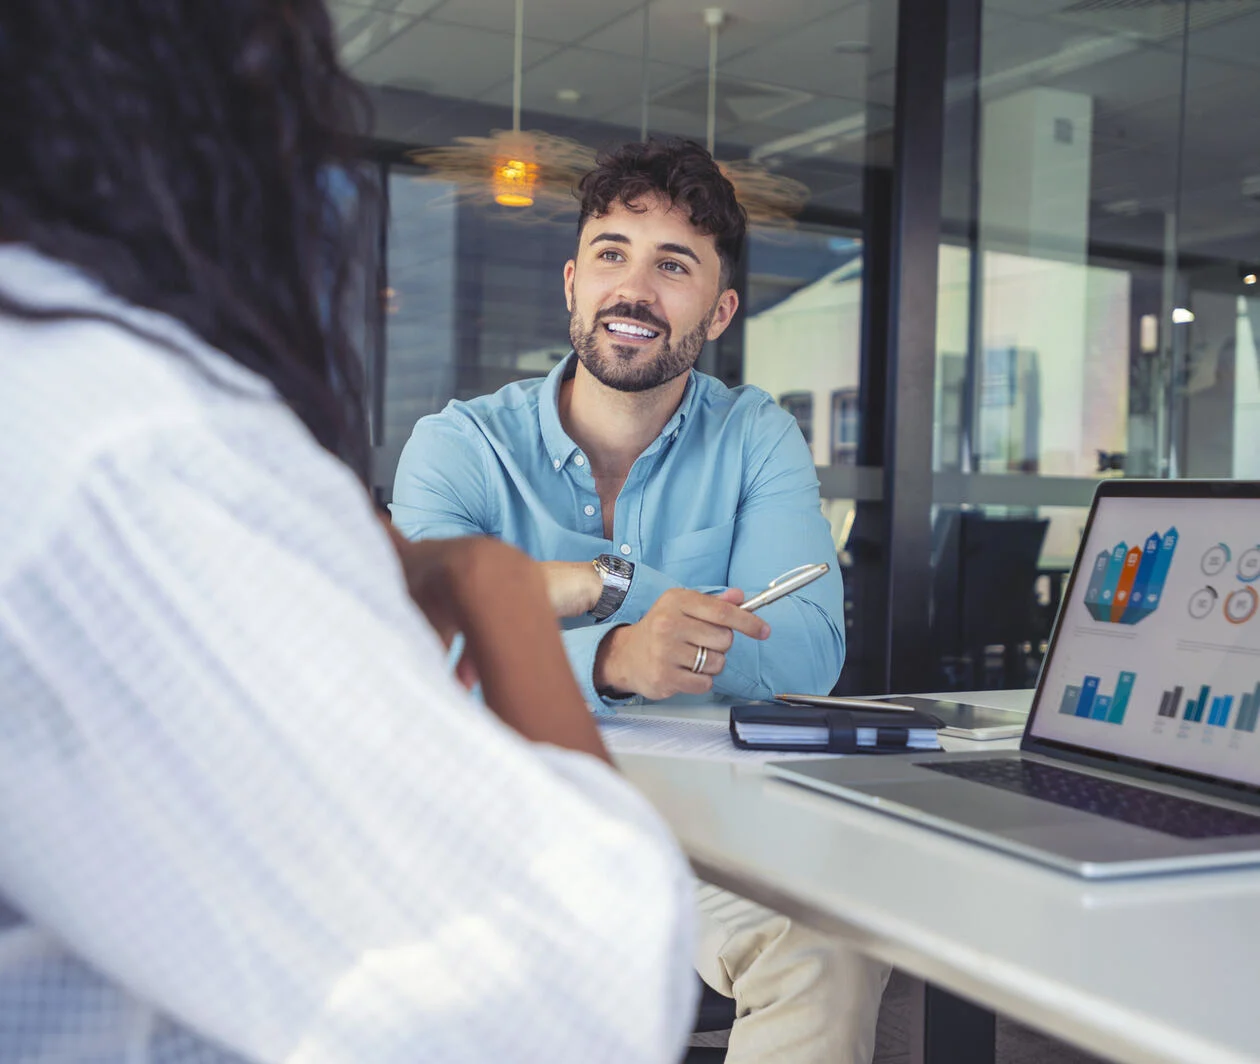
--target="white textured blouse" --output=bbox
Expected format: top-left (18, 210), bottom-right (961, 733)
top-left (0, 247), bottom-right (696, 1064)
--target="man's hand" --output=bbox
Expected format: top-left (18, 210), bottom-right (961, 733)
top-left (540, 560), bottom-right (603, 617)
top-left (593, 587), bottom-right (771, 701)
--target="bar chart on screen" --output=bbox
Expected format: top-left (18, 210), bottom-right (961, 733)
top-left (1157, 681), bottom-right (1260, 732)
top-left (1082, 528), bottom-right (1178, 625)
top-left (1057, 671), bottom-right (1137, 724)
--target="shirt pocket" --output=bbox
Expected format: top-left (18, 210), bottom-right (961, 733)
top-left (659, 519), bottom-right (736, 588)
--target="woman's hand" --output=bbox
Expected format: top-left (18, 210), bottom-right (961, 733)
top-left (378, 517), bottom-right (610, 763)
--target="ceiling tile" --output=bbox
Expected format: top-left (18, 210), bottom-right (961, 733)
top-left (720, 7), bottom-right (870, 97)
top-left (597, 102), bottom-right (710, 145)
top-left (1188, 11), bottom-right (1260, 67)
top-left (582, 6), bottom-right (786, 67)
top-left (1007, 43), bottom-right (1206, 113)
top-left (478, 50), bottom-right (692, 121)
top-left (750, 95), bottom-right (867, 135)
top-left (978, 10), bottom-right (1105, 79)
top-left (332, 5), bottom-right (421, 67)
top-left (351, 20), bottom-right (559, 96)
top-left (427, 0), bottom-right (644, 45)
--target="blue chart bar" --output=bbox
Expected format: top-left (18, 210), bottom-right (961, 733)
top-left (1076, 676), bottom-right (1100, 718)
top-left (1208, 696), bottom-right (1235, 728)
top-left (1184, 685), bottom-right (1211, 723)
top-left (1234, 684), bottom-right (1260, 732)
top-left (1060, 673), bottom-right (1135, 725)
top-left (1108, 672), bottom-right (1136, 724)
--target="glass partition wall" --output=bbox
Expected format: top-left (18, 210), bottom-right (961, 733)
top-left (927, 0), bottom-right (1260, 691)
top-left (336, 0), bottom-right (1260, 695)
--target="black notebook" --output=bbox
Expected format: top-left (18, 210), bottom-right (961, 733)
top-left (730, 702), bottom-right (942, 754)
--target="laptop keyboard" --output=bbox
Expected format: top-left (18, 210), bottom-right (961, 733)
top-left (921, 758), bottom-right (1260, 839)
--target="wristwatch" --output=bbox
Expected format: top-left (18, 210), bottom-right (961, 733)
top-left (590, 553), bottom-right (634, 620)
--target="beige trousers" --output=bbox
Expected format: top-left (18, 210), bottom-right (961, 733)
top-left (693, 882), bottom-right (891, 1064)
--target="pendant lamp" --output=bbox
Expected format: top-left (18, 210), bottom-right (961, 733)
top-left (406, 0), bottom-right (594, 217)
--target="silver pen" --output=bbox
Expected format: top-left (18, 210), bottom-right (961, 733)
top-left (740, 562), bottom-right (830, 612)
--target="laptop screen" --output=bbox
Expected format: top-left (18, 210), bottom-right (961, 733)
top-left (1028, 488), bottom-right (1260, 790)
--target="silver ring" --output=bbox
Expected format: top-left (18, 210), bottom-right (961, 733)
top-left (691, 645), bottom-right (709, 674)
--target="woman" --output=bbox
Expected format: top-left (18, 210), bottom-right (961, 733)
top-left (0, 2), bottom-right (695, 1061)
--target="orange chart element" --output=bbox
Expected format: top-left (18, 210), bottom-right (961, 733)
top-left (1109, 545), bottom-right (1145, 623)
top-left (1225, 586), bottom-right (1259, 625)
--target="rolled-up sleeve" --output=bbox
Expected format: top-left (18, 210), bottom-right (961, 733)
top-left (713, 411), bottom-right (846, 700)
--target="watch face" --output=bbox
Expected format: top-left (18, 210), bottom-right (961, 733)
top-left (599, 554), bottom-right (634, 579)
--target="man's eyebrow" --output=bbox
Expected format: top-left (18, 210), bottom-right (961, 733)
top-left (588, 232), bottom-right (703, 267)
top-left (658, 242), bottom-right (702, 266)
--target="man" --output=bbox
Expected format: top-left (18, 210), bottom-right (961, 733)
top-left (0, 4), bottom-right (697, 1062)
top-left (393, 138), bottom-right (889, 1064)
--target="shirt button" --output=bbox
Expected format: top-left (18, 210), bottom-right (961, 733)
top-left (552, 458), bottom-right (561, 470)
top-left (584, 504), bottom-right (596, 517)
top-left (619, 544), bottom-right (632, 556)
top-left (574, 454), bottom-right (586, 467)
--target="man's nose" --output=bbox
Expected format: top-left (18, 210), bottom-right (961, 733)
top-left (613, 260), bottom-right (658, 306)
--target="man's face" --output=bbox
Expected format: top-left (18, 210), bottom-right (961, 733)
top-left (564, 193), bottom-right (738, 393)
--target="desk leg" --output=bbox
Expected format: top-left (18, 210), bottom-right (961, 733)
top-left (907, 980), bottom-right (996, 1064)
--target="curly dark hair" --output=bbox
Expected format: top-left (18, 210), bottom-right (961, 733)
top-left (0, 0), bottom-right (375, 479)
top-left (577, 138), bottom-right (747, 288)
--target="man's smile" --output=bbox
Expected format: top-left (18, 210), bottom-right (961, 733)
top-left (603, 320), bottom-right (661, 344)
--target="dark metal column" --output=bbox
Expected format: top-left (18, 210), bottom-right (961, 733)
top-left (851, 0), bottom-right (897, 696)
top-left (878, 0), bottom-right (952, 691)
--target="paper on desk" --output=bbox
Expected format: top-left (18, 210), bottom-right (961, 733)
top-left (598, 714), bottom-right (843, 763)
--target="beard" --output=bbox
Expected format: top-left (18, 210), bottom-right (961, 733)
top-left (570, 300), bottom-right (715, 393)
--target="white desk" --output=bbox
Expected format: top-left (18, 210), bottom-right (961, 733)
top-left (612, 692), bottom-right (1260, 1064)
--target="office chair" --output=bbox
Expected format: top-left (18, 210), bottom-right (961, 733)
top-left (931, 510), bottom-right (1049, 689)
top-left (831, 501), bottom-right (885, 695)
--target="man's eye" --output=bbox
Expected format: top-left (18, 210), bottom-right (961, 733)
top-left (598, 249), bottom-right (623, 262)
top-left (661, 261), bottom-right (686, 273)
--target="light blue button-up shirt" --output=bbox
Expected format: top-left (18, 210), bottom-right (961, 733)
top-left (391, 353), bottom-right (845, 706)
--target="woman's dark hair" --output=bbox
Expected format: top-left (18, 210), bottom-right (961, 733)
top-left (0, 0), bottom-right (375, 479)
top-left (577, 138), bottom-right (747, 288)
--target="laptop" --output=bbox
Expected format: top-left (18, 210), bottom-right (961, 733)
top-left (770, 479), bottom-right (1260, 878)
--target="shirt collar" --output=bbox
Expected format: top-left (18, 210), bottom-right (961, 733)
top-left (538, 353), bottom-right (581, 467)
top-left (537, 351), bottom-right (700, 468)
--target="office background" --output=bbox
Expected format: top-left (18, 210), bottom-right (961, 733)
top-left (333, 0), bottom-right (1260, 696)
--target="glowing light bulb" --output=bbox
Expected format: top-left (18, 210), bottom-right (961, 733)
top-left (493, 158), bottom-right (538, 207)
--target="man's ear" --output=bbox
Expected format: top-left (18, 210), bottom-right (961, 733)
top-left (705, 288), bottom-right (740, 342)
top-left (563, 260), bottom-right (576, 312)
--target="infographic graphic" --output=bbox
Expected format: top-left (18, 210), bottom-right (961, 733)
top-left (1186, 541), bottom-right (1260, 625)
top-left (1082, 528), bottom-right (1178, 625)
